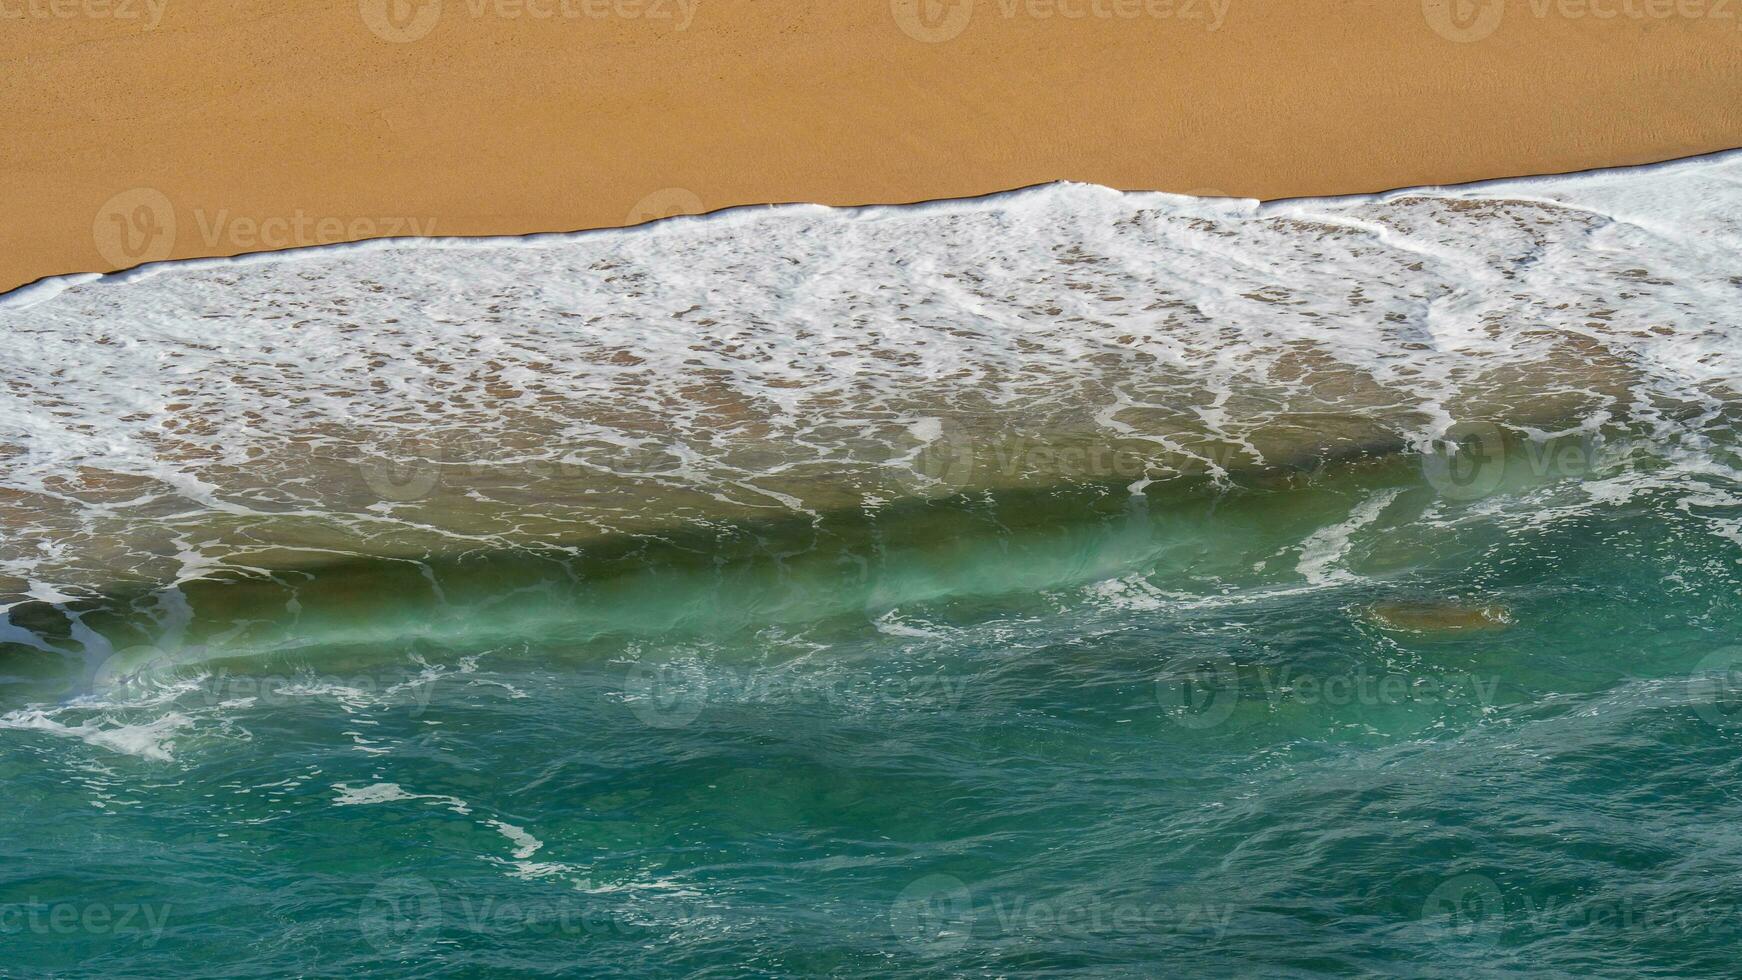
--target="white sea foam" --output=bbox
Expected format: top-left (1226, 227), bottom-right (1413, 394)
top-left (332, 781), bottom-right (473, 815)
top-left (1297, 489), bottom-right (1404, 587)
top-left (0, 152), bottom-right (1738, 614)
top-left (0, 708), bottom-right (193, 761)
top-left (332, 781), bottom-right (585, 881)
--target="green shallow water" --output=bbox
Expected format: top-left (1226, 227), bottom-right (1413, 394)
top-left (3, 435), bottom-right (1742, 978)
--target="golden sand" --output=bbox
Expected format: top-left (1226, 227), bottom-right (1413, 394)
top-left (4, 0), bottom-right (1741, 294)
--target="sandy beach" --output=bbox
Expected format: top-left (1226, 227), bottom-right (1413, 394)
top-left (3, 0), bottom-right (1741, 294)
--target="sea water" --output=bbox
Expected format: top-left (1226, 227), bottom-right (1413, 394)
top-left (0, 155), bottom-right (1739, 976)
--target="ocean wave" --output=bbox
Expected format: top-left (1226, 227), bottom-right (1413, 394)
top-left (1, 153), bottom-right (1739, 666)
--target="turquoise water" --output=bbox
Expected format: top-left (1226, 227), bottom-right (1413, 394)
top-left (4, 432), bottom-right (1741, 977)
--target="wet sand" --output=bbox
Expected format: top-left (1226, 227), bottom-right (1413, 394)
top-left (3, 0), bottom-right (1741, 294)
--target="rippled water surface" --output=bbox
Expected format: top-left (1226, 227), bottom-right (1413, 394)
top-left (2, 157), bottom-right (1740, 977)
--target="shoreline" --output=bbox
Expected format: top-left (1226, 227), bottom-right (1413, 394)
top-left (8, 143), bottom-right (1741, 310)
top-left (5, 0), bottom-right (1742, 295)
